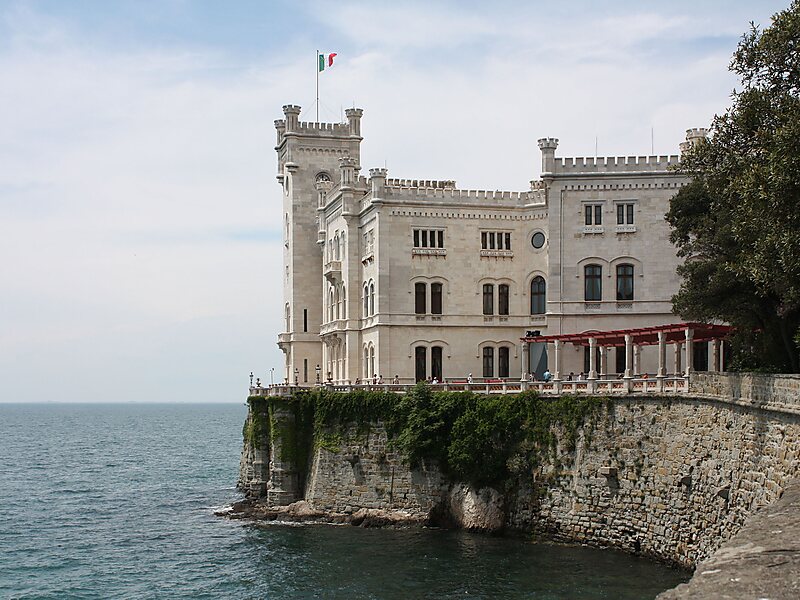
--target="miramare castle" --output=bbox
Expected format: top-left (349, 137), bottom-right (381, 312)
top-left (274, 104), bottom-right (709, 384)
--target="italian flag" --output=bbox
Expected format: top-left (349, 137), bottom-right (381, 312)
top-left (318, 52), bottom-right (337, 72)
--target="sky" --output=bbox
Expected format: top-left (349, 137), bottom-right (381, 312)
top-left (0, 0), bottom-right (789, 403)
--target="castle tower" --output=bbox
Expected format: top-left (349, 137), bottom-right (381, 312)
top-left (275, 105), bottom-right (363, 384)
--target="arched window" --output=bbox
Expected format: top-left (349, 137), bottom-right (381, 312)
top-left (531, 277), bottom-right (546, 314)
top-left (498, 346), bottom-right (510, 378)
top-left (415, 347), bottom-right (427, 382)
top-left (329, 289), bottom-right (334, 322)
top-left (498, 284), bottom-right (509, 316)
top-left (616, 264), bottom-right (634, 301)
top-left (482, 284), bottom-right (494, 315)
top-left (363, 283), bottom-right (369, 316)
top-left (364, 346), bottom-right (369, 378)
top-left (369, 345), bottom-right (375, 378)
top-left (369, 281), bottom-right (375, 316)
top-left (482, 347), bottom-right (494, 378)
top-left (584, 264), bottom-right (602, 301)
top-left (432, 346), bottom-right (443, 381)
top-left (285, 303), bottom-right (290, 331)
top-left (431, 283), bottom-right (443, 315)
top-left (315, 172), bottom-right (331, 184)
top-left (340, 232), bottom-right (345, 260)
top-left (415, 282), bottom-right (426, 314)
top-left (340, 284), bottom-right (346, 318)
top-left (333, 286), bottom-right (340, 319)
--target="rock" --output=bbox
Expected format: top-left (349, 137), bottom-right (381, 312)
top-left (444, 483), bottom-right (505, 532)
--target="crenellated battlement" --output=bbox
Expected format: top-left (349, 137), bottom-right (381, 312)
top-left (386, 179), bottom-right (456, 189)
top-left (294, 121), bottom-right (351, 135)
top-left (381, 184), bottom-right (544, 206)
top-left (551, 154), bottom-right (680, 174)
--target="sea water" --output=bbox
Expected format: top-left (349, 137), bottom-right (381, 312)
top-left (0, 403), bottom-right (688, 599)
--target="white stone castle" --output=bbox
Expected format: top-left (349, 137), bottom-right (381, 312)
top-left (275, 104), bottom-right (709, 385)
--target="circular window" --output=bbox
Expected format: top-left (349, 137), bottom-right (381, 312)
top-left (531, 232), bottom-right (546, 249)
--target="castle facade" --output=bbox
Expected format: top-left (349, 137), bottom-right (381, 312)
top-left (274, 104), bottom-right (706, 384)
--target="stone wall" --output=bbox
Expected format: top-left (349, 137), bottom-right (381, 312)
top-left (690, 371), bottom-right (800, 413)
top-left (304, 424), bottom-right (445, 517)
top-left (238, 388), bottom-right (800, 568)
top-left (507, 396), bottom-right (800, 567)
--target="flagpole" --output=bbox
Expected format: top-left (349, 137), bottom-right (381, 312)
top-left (316, 50), bottom-right (319, 123)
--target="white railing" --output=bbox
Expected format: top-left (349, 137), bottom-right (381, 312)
top-left (248, 376), bottom-right (689, 398)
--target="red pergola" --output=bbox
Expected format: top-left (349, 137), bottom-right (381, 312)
top-left (519, 322), bottom-right (733, 380)
top-left (521, 322), bottom-right (733, 347)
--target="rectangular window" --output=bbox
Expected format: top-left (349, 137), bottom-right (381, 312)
top-left (413, 228), bottom-right (444, 249)
top-left (504, 232), bottom-right (511, 250)
top-left (431, 283), bottom-right (443, 314)
top-left (498, 284), bottom-right (509, 315)
top-left (617, 203), bottom-right (635, 225)
top-left (693, 341), bottom-right (709, 371)
top-left (616, 264), bottom-right (634, 301)
top-left (481, 231), bottom-right (487, 249)
top-left (303, 358), bottom-right (308, 383)
top-left (585, 205), bottom-right (593, 226)
top-left (303, 308), bottom-right (308, 332)
top-left (498, 347), bottom-right (509, 378)
top-left (489, 232), bottom-right (496, 250)
top-left (616, 346), bottom-right (626, 374)
top-left (594, 205), bottom-right (602, 225)
top-left (432, 346), bottom-right (443, 381)
top-left (482, 284), bottom-right (494, 315)
top-left (482, 347), bottom-right (494, 378)
top-left (415, 347), bottom-right (427, 382)
top-left (584, 264), bottom-right (602, 301)
top-left (415, 282), bottom-right (426, 314)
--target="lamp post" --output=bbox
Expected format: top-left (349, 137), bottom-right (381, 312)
top-left (249, 371), bottom-right (253, 387)
top-left (294, 367), bottom-right (299, 386)
top-left (270, 367), bottom-right (274, 386)
top-left (315, 364), bottom-right (321, 384)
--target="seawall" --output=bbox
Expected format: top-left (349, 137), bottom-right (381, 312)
top-left (237, 374), bottom-right (800, 573)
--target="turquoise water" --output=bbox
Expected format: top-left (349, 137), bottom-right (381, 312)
top-left (0, 403), bottom-right (688, 599)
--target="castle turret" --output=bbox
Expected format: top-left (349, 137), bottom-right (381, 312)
top-left (339, 157), bottom-right (357, 188)
top-left (369, 167), bottom-right (388, 198)
top-left (345, 108), bottom-right (363, 137)
top-left (282, 104), bottom-right (301, 132)
top-left (538, 138), bottom-right (559, 174)
top-left (681, 128), bottom-right (709, 154)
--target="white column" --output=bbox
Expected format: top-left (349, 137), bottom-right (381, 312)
top-left (521, 342), bottom-right (529, 382)
top-left (553, 340), bottom-right (561, 381)
top-left (599, 346), bottom-right (607, 378)
top-left (633, 344), bottom-right (641, 376)
top-left (657, 331), bottom-right (666, 378)
top-left (684, 327), bottom-right (694, 377)
top-left (588, 337), bottom-right (598, 379)
top-left (674, 341), bottom-right (682, 377)
top-left (624, 334), bottom-right (633, 379)
top-left (712, 339), bottom-right (721, 372)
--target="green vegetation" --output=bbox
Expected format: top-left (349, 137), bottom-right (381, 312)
top-left (244, 385), bottom-right (606, 489)
top-left (667, 1), bottom-right (800, 372)
top-left (243, 396), bottom-right (270, 450)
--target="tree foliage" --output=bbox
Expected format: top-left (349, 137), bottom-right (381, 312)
top-left (667, 1), bottom-right (800, 372)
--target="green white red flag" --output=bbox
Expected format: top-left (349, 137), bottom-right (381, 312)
top-left (318, 52), bottom-right (337, 72)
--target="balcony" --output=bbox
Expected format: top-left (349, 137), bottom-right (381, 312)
top-left (615, 224), bottom-right (637, 234)
top-left (323, 260), bottom-right (342, 282)
top-left (582, 225), bottom-right (604, 235)
top-left (320, 319), bottom-right (346, 335)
